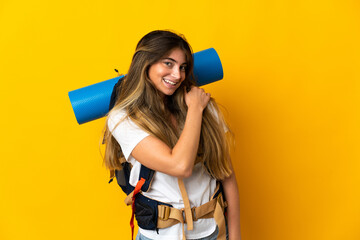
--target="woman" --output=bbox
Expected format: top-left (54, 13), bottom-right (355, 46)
top-left (103, 30), bottom-right (240, 240)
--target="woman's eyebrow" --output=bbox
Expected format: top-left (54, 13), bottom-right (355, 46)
top-left (163, 57), bottom-right (187, 65)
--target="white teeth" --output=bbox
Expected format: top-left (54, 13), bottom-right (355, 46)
top-left (163, 78), bottom-right (177, 86)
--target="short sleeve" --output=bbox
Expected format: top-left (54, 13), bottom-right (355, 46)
top-left (107, 110), bottom-right (150, 161)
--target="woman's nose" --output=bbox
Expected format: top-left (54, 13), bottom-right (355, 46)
top-left (171, 67), bottom-right (181, 79)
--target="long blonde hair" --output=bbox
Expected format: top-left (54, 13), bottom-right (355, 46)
top-left (103, 30), bottom-right (232, 180)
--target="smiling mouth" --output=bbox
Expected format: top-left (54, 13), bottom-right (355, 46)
top-left (163, 78), bottom-right (178, 86)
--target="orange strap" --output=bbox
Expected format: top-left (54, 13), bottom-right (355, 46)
top-left (130, 178), bottom-right (145, 240)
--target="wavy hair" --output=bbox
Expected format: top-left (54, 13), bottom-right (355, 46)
top-left (103, 30), bottom-right (232, 180)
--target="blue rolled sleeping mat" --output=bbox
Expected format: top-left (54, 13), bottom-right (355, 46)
top-left (68, 48), bottom-right (223, 124)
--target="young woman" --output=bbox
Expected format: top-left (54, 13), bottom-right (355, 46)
top-left (103, 30), bottom-right (240, 240)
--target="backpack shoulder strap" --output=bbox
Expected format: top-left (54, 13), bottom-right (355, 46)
top-left (108, 76), bottom-right (125, 111)
top-left (123, 164), bottom-right (155, 207)
top-left (109, 163), bottom-right (155, 193)
top-left (138, 164), bottom-right (155, 192)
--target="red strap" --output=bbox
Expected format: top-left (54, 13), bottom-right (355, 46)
top-left (130, 178), bottom-right (146, 240)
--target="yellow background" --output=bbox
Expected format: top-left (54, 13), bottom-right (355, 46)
top-left (1, 0), bottom-right (359, 239)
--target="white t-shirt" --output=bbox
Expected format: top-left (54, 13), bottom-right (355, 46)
top-left (108, 109), bottom-right (218, 240)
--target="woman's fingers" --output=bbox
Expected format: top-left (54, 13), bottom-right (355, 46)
top-left (184, 86), bottom-right (211, 110)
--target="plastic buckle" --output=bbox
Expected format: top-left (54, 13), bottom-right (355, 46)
top-left (191, 207), bottom-right (197, 221)
top-left (180, 208), bottom-right (186, 223)
top-left (159, 205), bottom-right (170, 221)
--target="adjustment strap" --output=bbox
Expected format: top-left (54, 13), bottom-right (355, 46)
top-left (178, 178), bottom-right (194, 238)
top-left (157, 190), bottom-right (227, 240)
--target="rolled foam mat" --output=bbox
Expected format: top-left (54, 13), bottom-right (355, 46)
top-left (68, 48), bottom-right (223, 124)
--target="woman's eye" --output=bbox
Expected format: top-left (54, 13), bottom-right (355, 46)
top-left (180, 65), bottom-right (187, 71)
top-left (164, 61), bottom-right (172, 67)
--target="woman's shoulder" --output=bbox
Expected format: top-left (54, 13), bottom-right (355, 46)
top-left (207, 100), bottom-right (217, 112)
top-left (207, 100), bottom-right (221, 120)
top-left (107, 108), bottom-right (148, 135)
top-left (207, 100), bottom-right (229, 132)
top-left (107, 108), bottom-right (129, 131)
top-left (108, 108), bottom-right (127, 123)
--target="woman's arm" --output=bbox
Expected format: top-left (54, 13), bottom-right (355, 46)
top-left (222, 158), bottom-right (241, 240)
top-left (131, 86), bottom-right (210, 178)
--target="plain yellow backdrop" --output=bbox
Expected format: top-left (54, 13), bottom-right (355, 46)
top-left (1, 0), bottom-right (359, 239)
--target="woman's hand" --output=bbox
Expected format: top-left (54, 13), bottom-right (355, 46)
top-left (131, 86), bottom-right (210, 178)
top-left (184, 86), bottom-right (211, 111)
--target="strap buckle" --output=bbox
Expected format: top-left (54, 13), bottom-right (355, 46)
top-left (158, 205), bottom-right (171, 221)
top-left (191, 207), bottom-right (197, 221)
top-left (180, 208), bottom-right (186, 223)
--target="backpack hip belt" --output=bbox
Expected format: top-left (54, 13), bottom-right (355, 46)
top-left (110, 163), bottom-right (227, 240)
top-left (157, 182), bottom-right (228, 240)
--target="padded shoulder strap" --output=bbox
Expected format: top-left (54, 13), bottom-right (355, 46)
top-left (111, 162), bottom-right (154, 195)
top-left (108, 76), bottom-right (125, 110)
top-left (113, 162), bottom-right (133, 195)
top-left (124, 164), bottom-right (155, 205)
top-left (139, 164), bottom-right (155, 192)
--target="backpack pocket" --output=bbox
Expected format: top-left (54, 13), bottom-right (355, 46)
top-left (135, 194), bottom-right (172, 231)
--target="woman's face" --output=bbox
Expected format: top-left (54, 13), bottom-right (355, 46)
top-left (148, 48), bottom-right (187, 97)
